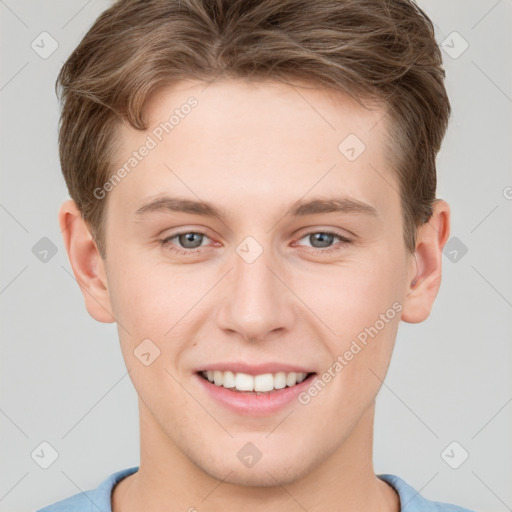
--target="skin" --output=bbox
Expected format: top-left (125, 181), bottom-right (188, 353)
top-left (59, 78), bottom-right (450, 512)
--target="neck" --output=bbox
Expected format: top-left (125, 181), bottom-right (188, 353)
top-left (112, 400), bottom-right (399, 512)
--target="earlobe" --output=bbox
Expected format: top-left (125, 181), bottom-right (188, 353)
top-left (401, 200), bottom-right (451, 324)
top-left (58, 199), bottom-right (115, 323)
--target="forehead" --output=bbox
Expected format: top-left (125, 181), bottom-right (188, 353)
top-left (109, 78), bottom-right (399, 224)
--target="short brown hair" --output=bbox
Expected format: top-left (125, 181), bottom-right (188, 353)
top-left (56, 0), bottom-right (450, 258)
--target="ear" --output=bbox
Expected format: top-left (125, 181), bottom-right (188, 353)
top-left (58, 199), bottom-right (115, 323)
top-left (401, 199), bottom-right (451, 323)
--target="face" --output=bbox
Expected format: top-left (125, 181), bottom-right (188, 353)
top-left (93, 79), bottom-right (416, 485)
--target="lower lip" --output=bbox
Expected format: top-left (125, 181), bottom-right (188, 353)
top-left (194, 373), bottom-right (317, 416)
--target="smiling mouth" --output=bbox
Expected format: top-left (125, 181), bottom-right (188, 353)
top-left (198, 370), bottom-right (316, 394)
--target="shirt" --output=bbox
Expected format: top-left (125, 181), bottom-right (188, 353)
top-left (36, 466), bottom-right (476, 511)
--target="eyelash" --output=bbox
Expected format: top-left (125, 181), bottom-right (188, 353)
top-left (297, 230), bottom-right (352, 253)
top-left (160, 230), bottom-right (352, 256)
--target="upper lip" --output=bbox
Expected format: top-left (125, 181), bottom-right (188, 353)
top-left (195, 362), bottom-right (315, 375)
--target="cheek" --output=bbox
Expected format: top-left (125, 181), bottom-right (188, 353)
top-left (298, 251), bottom-right (404, 336)
top-left (107, 254), bottom-right (191, 332)
top-left (305, 308), bottom-right (400, 427)
top-left (106, 256), bottom-right (213, 378)
top-left (298, 250), bottom-right (404, 393)
top-left (108, 262), bottom-right (195, 410)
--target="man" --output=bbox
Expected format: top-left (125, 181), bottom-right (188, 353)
top-left (38, 0), bottom-right (475, 510)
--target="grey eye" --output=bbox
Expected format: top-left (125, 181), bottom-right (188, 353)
top-left (309, 232), bottom-right (335, 248)
top-left (177, 232), bottom-right (205, 249)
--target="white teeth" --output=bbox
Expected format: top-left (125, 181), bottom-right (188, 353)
top-left (254, 373), bottom-right (274, 392)
top-left (201, 370), bottom-right (310, 392)
top-left (286, 372), bottom-right (297, 387)
top-left (274, 371), bottom-right (287, 389)
top-left (223, 370), bottom-right (235, 388)
top-left (213, 370), bottom-right (223, 386)
top-left (235, 372), bottom-right (254, 391)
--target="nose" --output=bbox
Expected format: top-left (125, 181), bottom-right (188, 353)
top-left (215, 239), bottom-right (297, 343)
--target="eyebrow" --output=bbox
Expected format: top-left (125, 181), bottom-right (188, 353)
top-left (134, 195), bottom-right (378, 220)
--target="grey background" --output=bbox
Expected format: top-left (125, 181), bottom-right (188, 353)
top-left (1, 1), bottom-right (511, 511)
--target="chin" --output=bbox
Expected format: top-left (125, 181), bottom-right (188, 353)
top-left (190, 444), bottom-right (322, 488)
